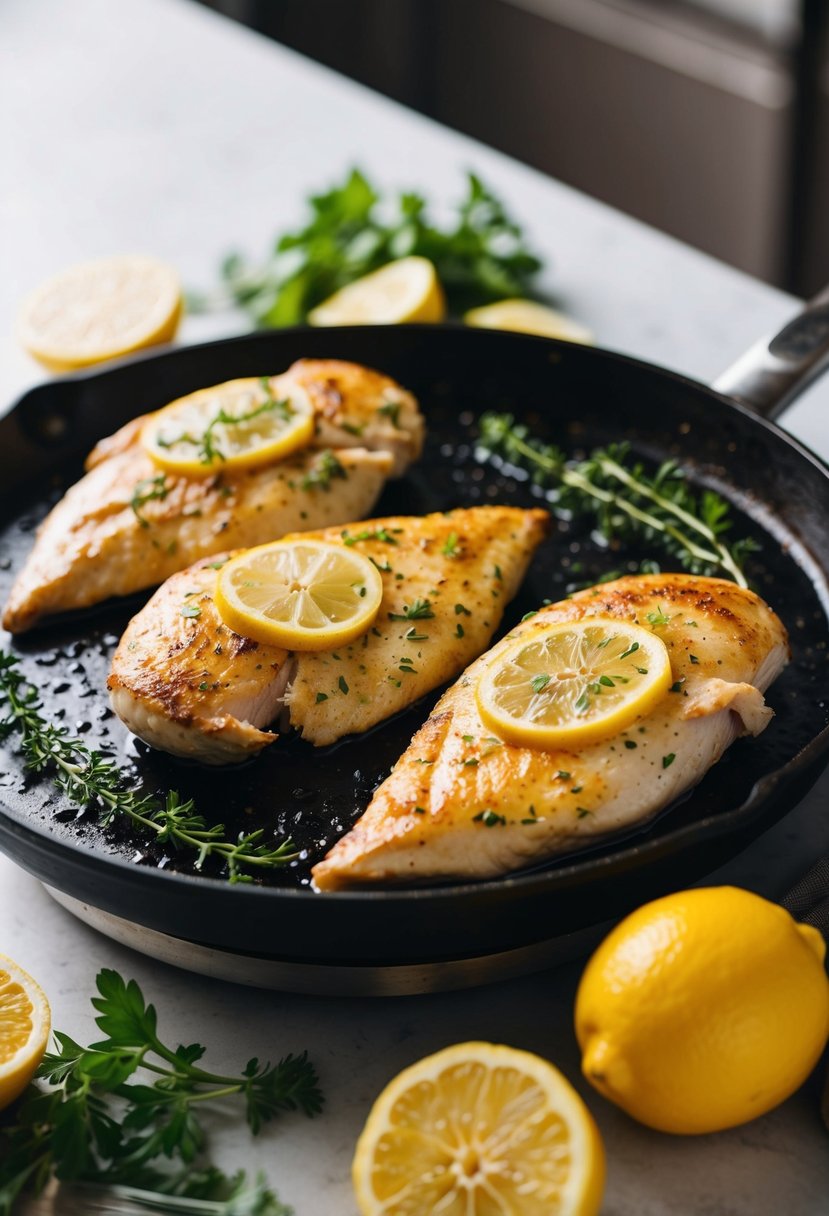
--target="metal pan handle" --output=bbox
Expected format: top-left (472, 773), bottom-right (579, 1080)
top-left (713, 283), bottom-right (829, 421)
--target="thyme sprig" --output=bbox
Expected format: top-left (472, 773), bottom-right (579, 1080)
top-left (155, 379), bottom-right (293, 468)
top-left (477, 412), bottom-right (758, 586)
top-left (0, 652), bottom-right (297, 882)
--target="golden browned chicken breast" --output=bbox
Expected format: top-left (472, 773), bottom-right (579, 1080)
top-left (108, 506), bottom-right (550, 764)
top-left (3, 359), bottom-right (423, 633)
top-left (312, 574), bottom-right (789, 889)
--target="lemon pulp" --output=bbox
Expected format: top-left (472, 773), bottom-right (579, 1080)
top-left (214, 539), bottom-right (384, 651)
top-left (307, 256), bottom-right (445, 326)
top-left (352, 1041), bottom-right (605, 1216)
top-left (0, 954), bottom-right (51, 1111)
top-left (464, 299), bottom-right (593, 344)
top-left (476, 619), bottom-right (672, 748)
top-left (141, 377), bottom-right (315, 476)
top-left (18, 255), bottom-right (182, 371)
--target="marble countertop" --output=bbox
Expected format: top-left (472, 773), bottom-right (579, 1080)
top-left (1, 0), bottom-right (828, 1212)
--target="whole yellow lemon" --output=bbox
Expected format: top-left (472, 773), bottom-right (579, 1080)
top-left (575, 886), bottom-right (829, 1134)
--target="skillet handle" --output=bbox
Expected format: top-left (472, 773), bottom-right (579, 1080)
top-left (713, 283), bottom-right (829, 421)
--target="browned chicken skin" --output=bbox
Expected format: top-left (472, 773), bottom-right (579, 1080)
top-left (3, 360), bottom-right (423, 633)
top-left (312, 574), bottom-right (789, 889)
top-left (108, 506), bottom-right (550, 764)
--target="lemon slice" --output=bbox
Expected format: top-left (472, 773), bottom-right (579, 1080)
top-left (352, 1041), bottom-right (605, 1216)
top-left (214, 539), bottom-right (383, 651)
top-left (476, 619), bottom-right (672, 748)
top-left (141, 377), bottom-right (315, 476)
top-left (464, 299), bottom-right (593, 344)
top-left (18, 255), bottom-right (182, 372)
top-left (307, 256), bottom-right (446, 326)
top-left (0, 954), bottom-right (51, 1111)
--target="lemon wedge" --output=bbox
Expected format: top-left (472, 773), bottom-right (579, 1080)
top-left (307, 256), bottom-right (446, 326)
top-left (352, 1041), bottom-right (605, 1216)
top-left (18, 255), bottom-right (182, 372)
top-left (464, 299), bottom-right (593, 344)
top-left (214, 539), bottom-right (383, 651)
top-left (476, 619), bottom-right (672, 748)
top-left (141, 377), bottom-right (315, 476)
top-left (0, 954), bottom-right (51, 1111)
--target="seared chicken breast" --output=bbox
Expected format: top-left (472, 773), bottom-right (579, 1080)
top-left (3, 360), bottom-right (423, 633)
top-left (312, 574), bottom-right (789, 889)
top-left (108, 506), bottom-right (549, 764)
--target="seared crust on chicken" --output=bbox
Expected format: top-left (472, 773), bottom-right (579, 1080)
top-left (108, 506), bottom-right (549, 764)
top-left (312, 574), bottom-right (789, 889)
top-left (3, 360), bottom-right (423, 633)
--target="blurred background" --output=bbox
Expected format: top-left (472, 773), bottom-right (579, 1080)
top-left (198, 0), bottom-right (829, 297)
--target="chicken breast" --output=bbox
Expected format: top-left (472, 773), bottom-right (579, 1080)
top-left (3, 359), bottom-right (423, 633)
top-left (312, 574), bottom-right (789, 889)
top-left (108, 506), bottom-right (550, 764)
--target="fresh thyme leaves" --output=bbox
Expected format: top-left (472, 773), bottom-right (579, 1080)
top-left (342, 526), bottom-right (398, 546)
top-left (129, 474), bottom-right (169, 528)
top-left (192, 169), bottom-right (542, 327)
top-left (301, 449), bottom-right (347, 491)
top-left (477, 413), bottom-right (758, 586)
top-left (0, 652), bottom-right (297, 883)
top-left (531, 674), bottom-right (551, 694)
top-left (389, 598), bottom-right (435, 621)
top-left (157, 381), bottom-right (293, 468)
top-left (646, 608), bottom-right (672, 627)
top-left (0, 969), bottom-right (320, 1214)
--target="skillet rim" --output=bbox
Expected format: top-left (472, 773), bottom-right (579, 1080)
top-left (1, 323), bottom-right (828, 908)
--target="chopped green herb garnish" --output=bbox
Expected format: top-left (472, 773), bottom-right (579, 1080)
top-left (662, 753), bottom-right (676, 768)
top-left (455, 602), bottom-right (471, 616)
top-left (129, 474), bottom-right (169, 528)
top-left (669, 678), bottom-right (686, 693)
top-left (689, 654), bottom-right (699, 664)
top-left (624, 739), bottom-right (637, 749)
top-left (389, 598), bottom-right (434, 621)
top-left (301, 449), bottom-right (347, 491)
top-left (338, 676), bottom-right (349, 695)
top-left (442, 531), bottom-right (460, 558)
top-left (576, 807), bottom-right (592, 819)
top-left (181, 603), bottom-right (201, 619)
top-left (557, 770), bottom-right (571, 780)
top-left (377, 400), bottom-right (402, 427)
top-left (342, 526), bottom-right (398, 546)
top-left (521, 610), bottom-right (539, 621)
top-left (619, 641), bottom-right (640, 660)
top-left (455, 623), bottom-right (465, 639)
top-left (646, 608), bottom-right (672, 627)
top-left (473, 809), bottom-right (507, 827)
top-left (316, 692), bottom-right (328, 703)
top-left (531, 674), bottom-right (551, 694)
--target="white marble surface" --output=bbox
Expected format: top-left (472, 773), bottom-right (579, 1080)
top-left (1, 0), bottom-right (829, 1212)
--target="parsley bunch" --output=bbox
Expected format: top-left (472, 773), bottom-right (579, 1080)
top-left (191, 169), bottom-right (543, 327)
top-left (0, 651), bottom-right (296, 882)
top-left (0, 970), bottom-right (322, 1214)
top-left (478, 412), bottom-right (758, 586)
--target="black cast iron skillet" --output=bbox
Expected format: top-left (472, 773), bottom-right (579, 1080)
top-left (2, 296), bottom-right (829, 981)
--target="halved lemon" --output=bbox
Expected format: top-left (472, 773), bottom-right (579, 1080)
top-left (18, 254), bottom-right (182, 372)
top-left (476, 619), bottom-right (672, 748)
top-left (352, 1041), bottom-right (605, 1216)
top-left (214, 539), bottom-right (384, 651)
top-left (141, 377), bottom-right (315, 476)
top-left (0, 954), bottom-right (51, 1111)
top-left (307, 256), bottom-right (446, 326)
top-left (464, 299), bottom-right (593, 344)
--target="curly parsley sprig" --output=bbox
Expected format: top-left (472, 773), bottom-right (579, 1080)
top-left (0, 969), bottom-right (321, 1214)
top-left (477, 412), bottom-right (758, 587)
top-left (0, 651), bottom-right (297, 882)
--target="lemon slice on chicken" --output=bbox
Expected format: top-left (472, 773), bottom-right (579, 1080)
top-left (141, 377), bottom-right (315, 476)
top-left (476, 619), bottom-right (672, 748)
top-left (307, 256), bottom-right (445, 326)
top-left (0, 954), bottom-right (51, 1111)
top-left (352, 1041), bottom-right (605, 1216)
top-left (214, 539), bottom-right (383, 651)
